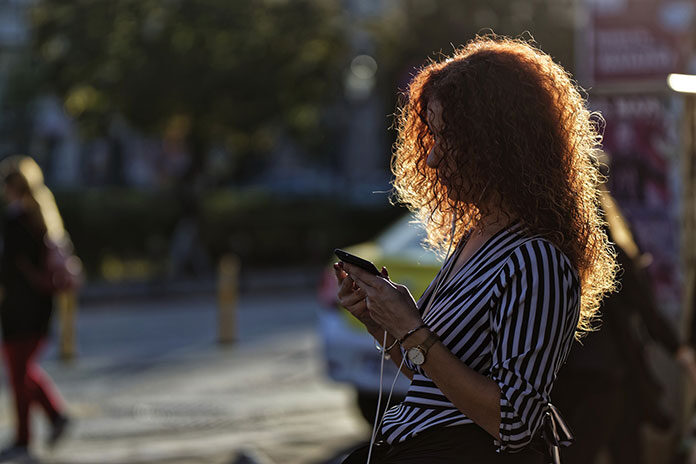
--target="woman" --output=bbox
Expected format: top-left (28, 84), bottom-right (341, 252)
top-left (336, 37), bottom-right (617, 463)
top-left (0, 156), bottom-right (70, 460)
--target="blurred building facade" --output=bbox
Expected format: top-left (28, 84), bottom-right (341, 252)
top-left (0, 0), bottom-right (398, 201)
top-left (0, 0), bottom-right (33, 160)
top-left (578, 0), bottom-right (695, 320)
top-left (0, 0), bottom-right (161, 189)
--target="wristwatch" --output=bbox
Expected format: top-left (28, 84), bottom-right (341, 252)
top-left (406, 330), bottom-right (439, 366)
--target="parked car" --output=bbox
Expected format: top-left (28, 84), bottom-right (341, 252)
top-left (317, 214), bottom-right (441, 422)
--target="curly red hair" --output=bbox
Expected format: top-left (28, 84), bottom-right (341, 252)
top-left (391, 36), bottom-right (617, 335)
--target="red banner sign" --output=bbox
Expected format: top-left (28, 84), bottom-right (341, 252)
top-left (588, 0), bottom-right (693, 84)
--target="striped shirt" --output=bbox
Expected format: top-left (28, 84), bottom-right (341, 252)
top-left (380, 221), bottom-right (581, 452)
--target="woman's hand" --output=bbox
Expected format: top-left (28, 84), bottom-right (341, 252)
top-left (334, 262), bottom-right (382, 333)
top-left (341, 263), bottom-right (423, 340)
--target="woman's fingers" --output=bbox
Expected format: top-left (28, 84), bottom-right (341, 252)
top-left (335, 271), bottom-right (368, 310)
top-left (333, 263), bottom-right (347, 283)
top-left (337, 275), bottom-right (358, 297)
top-left (336, 263), bottom-right (370, 296)
top-left (342, 263), bottom-right (385, 289)
top-left (340, 288), bottom-right (366, 307)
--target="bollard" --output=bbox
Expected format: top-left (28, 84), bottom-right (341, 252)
top-left (57, 290), bottom-right (77, 361)
top-left (218, 254), bottom-right (240, 344)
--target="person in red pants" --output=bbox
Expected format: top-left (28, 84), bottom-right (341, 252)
top-left (0, 156), bottom-right (70, 461)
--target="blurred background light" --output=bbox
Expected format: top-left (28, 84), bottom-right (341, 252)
top-left (350, 54), bottom-right (377, 79)
top-left (667, 73), bottom-right (696, 94)
top-left (344, 54), bottom-right (377, 100)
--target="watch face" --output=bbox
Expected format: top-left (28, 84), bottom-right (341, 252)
top-left (407, 347), bottom-right (425, 365)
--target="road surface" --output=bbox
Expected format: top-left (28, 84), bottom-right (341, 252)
top-left (0, 291), bottom-right (370, 464)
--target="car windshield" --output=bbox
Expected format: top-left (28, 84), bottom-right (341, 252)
top-left (376, 215), bottom-right (441, 265)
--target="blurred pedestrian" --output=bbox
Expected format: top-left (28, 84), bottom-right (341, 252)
top-left (336, 36), bottom-right (617, 463)
top-left (0, 155), bottom-right (71, 460)
top-left (552, 190), bottom-right (696, 464)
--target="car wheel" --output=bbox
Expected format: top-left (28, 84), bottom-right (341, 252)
top-left (356, 390), bottom-right (404, 425)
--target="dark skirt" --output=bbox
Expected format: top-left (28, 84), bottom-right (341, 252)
top-left (341, 424), bottom-right (545, 464)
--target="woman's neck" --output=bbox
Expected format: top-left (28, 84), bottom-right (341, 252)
top-left (473, 209), bottom-right (514, 236)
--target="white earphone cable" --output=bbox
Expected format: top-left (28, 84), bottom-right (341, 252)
top-left (366, 331), bottom-right (408, 464)
top-left (366, 331), bottom-right (388, 464)
top-left (376, 351), bottom-right (407, 433)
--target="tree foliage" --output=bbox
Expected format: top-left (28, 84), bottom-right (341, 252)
top-left (24, 0), bottom-right (349, 177)
top-left (371, 0), bottom-right (577, 111)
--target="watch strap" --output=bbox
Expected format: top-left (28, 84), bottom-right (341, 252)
top-left (399, 323), bottom-right (428, 344)
top-left (419, 330), bottom-right (439, 353)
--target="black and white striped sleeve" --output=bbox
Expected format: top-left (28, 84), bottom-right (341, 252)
top-left (489, 239), bottom-right (580, 452)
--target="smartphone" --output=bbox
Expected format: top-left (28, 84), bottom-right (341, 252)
top-left (334, 248), bottom-right (381, 275)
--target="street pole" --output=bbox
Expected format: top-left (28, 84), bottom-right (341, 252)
top-left (218, 254), bottom-right (240, 344)
top-left (58, 290), bottom-right (77, 361)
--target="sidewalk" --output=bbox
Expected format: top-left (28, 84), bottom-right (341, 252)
top-left (0, 291), bottom-right (367, 464)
